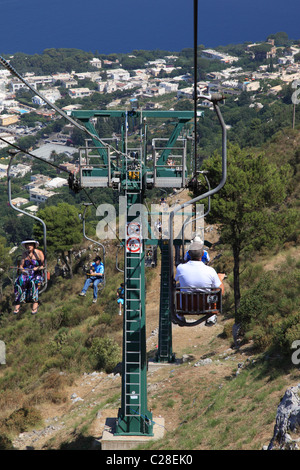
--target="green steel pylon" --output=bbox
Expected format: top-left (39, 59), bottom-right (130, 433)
top-left (115, 161), bottom-right (153, 436)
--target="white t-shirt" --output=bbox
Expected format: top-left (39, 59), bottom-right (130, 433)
top-left (175, 260), bottom-right (221, 292)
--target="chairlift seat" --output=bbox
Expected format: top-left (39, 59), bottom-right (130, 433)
top-left (174, 287), bottom-right (222, 327)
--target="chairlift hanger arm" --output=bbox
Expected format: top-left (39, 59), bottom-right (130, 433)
top-left (82, 204), bottom-right (106, 258)
top-left (169, 99), bottom-right (227, 289)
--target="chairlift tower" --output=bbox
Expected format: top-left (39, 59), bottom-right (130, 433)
top-left (71, 108), bottom-right (199, 434)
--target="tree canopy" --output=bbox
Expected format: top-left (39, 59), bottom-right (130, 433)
top-left (33, 203), bottom-right (83, 277)
top-left (202, 144), bottom-right (295, 317)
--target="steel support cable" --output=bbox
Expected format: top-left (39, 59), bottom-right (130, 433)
top-left (0, 55), bottom-right (127, 159)
top-left (0, 135), bottom-right (72, 174)
top-left (0, 137), bottom-right (123, 245)
top-left (193, 0), bottom-right (198, 178)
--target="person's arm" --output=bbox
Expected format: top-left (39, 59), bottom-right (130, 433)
top-left (19, 256), bottom-right (25, 271)
top-left (33, 250), bottom-right (45, 271)
top-left (211, 269), bottom-right (224, 295)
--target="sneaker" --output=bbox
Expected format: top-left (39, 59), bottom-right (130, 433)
top-left (79, 292), bottom-right (86, 296)
top-left (205, 314), bottom-right (217, 326)
top-left (92, 298), bottom-right (97, 303)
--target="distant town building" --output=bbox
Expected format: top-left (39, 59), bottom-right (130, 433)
top-left (107, 69), bottom-right (130, 81)
top-left (242, 81), bottom-right (260, 92)
top-left (0, 114), bottom-right (19, 126)
top-left (45, 177), bottom-right (67, 189)
top-left (90, 58), bottom-right (102, 69)
top-left (11, 197), bottom-right (29, 207)
top-left (201, 49), bottom-right (238, 64)
top-left (68, 87), bottom-right (92, 98)
top-left (0, 132), bottom-right (15, 149)
top-left (29, 188), bottom-right (56, 204)
top-left (9, 163), bottom-right (31, 178)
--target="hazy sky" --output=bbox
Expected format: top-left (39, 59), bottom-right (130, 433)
top-left (1, 0), bottom-right (299, 55)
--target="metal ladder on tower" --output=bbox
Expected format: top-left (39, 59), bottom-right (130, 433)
top-left (116, 149), bottom-right (153, 435)
top-left (124, 241), bottom-right (142, 418)
top-left (156, 240), bottom-right (174, 362)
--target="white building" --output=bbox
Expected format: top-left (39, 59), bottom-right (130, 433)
top-left (45, 177), bottom-right (67, 189)
top-left (11, 197), bottom-right (29, 207)
top-left (145, 86), bottom-right (166, 96)
top-left (201, 49), bottom-right (238, 64)
top-left (177, 87), bottom-right (194, 99)
top-left (242, 81), bottom-right (260, 92)
top-left (90, 58), bottom-right (102, 69)
top-left (61, 78), bottom-right (78, 89)
top-left (0, 133), bottom-right (15, 149)
top-left (9, 163), bottom-right (31, 178)
top-left (68, 88), bottom-right (92, 98)
top-left (159, 82), bottom-right (179, 93)
top-left (107, 69), bottom-right (130, 81)
top-left (29, 188), bottom-right (56, 204)
top-left (32, 88), bottom-right (61, 106)
top-left (0, 163), bottom-right (8, 178)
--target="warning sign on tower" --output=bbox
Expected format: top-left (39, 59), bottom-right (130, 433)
top-left (126, 237), bottom-right (142, 253)
top-left (126, 222), bottom-right (142, 253)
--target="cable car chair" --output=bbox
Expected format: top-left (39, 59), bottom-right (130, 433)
top-left (173, 286), bottom-right (222, 327)
top-left (169, 93), bottom-right (227, 328)
top-left (7, 149), bottom-right (48, 294)
top-left (81, 203), bottom-right (106, 291)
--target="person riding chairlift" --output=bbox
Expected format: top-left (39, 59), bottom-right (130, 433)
top-left (79, 256), bottom-right (104, 303)
top-left (184, 236), bottom-right (210, 265)
top-left (175, 241), bottom-right (225, 325)
top-left (117, 283), bottom-right (125, 316)
top-left (13, 240), bottom-right (45, 315)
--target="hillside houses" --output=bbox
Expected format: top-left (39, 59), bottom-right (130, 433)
top-left (0, 42), bottom-right (300, 157)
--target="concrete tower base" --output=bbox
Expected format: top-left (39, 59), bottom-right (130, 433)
top-left (101, 417), bottom-right (165, 450)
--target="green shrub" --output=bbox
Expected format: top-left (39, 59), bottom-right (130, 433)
top-left (0, 434), bottom-right (14, 450)
top-left (2, 407), bottom-right (42, 433)
top-left (89, 337), bottom-right (121, 373)
top-left (238, 259), bottom-right (300, 355)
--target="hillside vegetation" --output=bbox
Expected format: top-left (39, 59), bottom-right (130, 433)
top-left (0, 122), bottom-right (299, 449)
top-left (0, 40), bottom-right (299, 447)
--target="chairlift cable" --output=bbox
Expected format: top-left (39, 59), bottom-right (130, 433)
top-left (193, 0), bottom-right (198, 179)
top-left (0, 135), bottom-right (72, 175)
top-left (0, 135), bottom-right (123, 244)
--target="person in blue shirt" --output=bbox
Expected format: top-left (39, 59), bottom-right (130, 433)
top-left (117, 283), bottom-right (125, 315)
top-left (184, 249), bottom-right (210, 264)
top-left (79, 256), bottom-right (104, 303)
top-left (184, 236), bottom-right (210, 265)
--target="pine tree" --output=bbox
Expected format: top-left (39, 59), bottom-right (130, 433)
top-left (202, 144), bottom-right (294, 319)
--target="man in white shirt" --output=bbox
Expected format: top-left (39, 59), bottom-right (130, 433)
top-left (174, 242), bottom-right (224, 323)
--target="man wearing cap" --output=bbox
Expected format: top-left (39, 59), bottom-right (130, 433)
top-left (175, 241), bottom-right (224, 323)
top-left (184, 236), bottom-right (210, 265)
top-left (79, 256), bottom-right (104, 303)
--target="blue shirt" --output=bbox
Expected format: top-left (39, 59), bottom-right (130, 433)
top-left (184, 250), bottom-right (210, 264)
top-left (90, 262), bottom-right (104, 276)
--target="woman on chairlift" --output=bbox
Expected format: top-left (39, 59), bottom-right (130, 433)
top-left (13, 240), bottom-right (45, 315)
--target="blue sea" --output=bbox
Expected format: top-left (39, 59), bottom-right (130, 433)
top-left (0, 0), bottom-right (299, 56)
